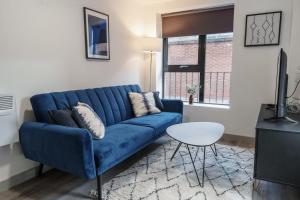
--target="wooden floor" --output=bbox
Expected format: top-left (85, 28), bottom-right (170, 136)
top-left (1, 135), bottom-right (300, 200)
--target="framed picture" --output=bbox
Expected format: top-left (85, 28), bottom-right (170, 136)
top-left (84, 7), bottom-right (110, 60)
top-left (244, 11), bottom-right (282, 47)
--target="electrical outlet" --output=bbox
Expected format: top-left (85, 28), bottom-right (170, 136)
top-left (293, 97), bottom-right (300, 101)
top-left (294, 66), bottom-right (300, 83)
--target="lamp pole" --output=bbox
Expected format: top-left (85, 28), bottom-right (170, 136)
top-left (149, 51), bottom-right (153, 91)
top-left (142, 37), bottom-right (161, 91)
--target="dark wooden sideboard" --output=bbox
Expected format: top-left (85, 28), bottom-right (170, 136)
top-left (255, 104), bottom-right (300, 187)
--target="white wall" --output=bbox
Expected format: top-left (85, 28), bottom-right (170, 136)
top-left (144, 0), bottom-right (295, 138)
top-left (288, 0), bottom-right (300, 99)
top-left (0, 0), bottom-right (146, 183)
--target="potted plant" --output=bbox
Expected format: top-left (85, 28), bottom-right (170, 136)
top-left (186, 84), bottom-right (200, 104)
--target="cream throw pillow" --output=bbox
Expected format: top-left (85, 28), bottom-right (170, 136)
top-left (72, 102), bottom-right (105, 139)
top-left (129, 92), bottom-right (161, 117)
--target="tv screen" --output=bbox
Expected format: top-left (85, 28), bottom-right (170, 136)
top-left (276, 48), bottom-right (288, 118)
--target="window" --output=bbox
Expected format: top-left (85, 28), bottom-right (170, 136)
top-left (161, 6), bottom-right (234, 105)
top-left (163, 33), bottom-right (233, 105)
top-left (168, 36), bottom-right (199, 65)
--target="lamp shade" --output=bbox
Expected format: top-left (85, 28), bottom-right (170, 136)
top-left (142, 37), bottom-right (162, 53)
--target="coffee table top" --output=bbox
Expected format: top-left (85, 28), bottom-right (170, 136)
top-left (166, 122), bottom-right (225, 146)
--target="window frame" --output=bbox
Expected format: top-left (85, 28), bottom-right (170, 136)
top-left (162, 35), bottom-right (206, 102)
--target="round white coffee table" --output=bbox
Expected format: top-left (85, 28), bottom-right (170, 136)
top-left (166, 122), bottom-right (224, 187)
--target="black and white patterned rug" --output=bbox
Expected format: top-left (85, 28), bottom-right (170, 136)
top-left (91, 139), bottom-right (254, 200)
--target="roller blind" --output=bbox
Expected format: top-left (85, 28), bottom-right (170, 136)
top-left (162, 5), bottom-right (234, 38)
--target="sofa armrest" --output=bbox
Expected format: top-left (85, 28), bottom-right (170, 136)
top-left (19, 122), bottom-right (96, 179)
top-left (161, 99), bottom-right (183, 114)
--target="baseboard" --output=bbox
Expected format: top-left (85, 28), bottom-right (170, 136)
top-left (0, 165), bottom-right (50, 193)
top-left (219, 133), bottom-right (255, 148)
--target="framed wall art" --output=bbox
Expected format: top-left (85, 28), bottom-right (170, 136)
top-left (244, 11), bottom-right (282, 47)
top-left (84, 7), bottom-right (110, 60)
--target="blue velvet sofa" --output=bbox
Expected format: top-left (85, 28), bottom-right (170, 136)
top-left (19, 84), bottom-right (183, 199)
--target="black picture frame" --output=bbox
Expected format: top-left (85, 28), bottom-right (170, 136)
top-left (244, 11), bottom-right (282, 47)
top-left (84, 7), bottom-right (110, 60)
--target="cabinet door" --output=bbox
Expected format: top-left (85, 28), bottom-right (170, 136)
top-left (255, 129), bottom-right (300, 186)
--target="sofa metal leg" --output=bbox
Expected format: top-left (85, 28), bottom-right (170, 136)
top-left (97, 175), bottom-right (102, 200)
top-left (38, 163), bottom-right (44, 177)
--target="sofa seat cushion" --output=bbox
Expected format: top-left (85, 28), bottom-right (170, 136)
top-left (93, 124), bottom-right (155, 174)
top-left (121, 112), bottom-right (182, 136)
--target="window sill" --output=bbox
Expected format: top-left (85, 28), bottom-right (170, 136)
top-left (183, 102), bottom-right (230, 109)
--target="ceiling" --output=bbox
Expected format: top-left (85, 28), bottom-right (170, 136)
top-left (135, 0), bottom-right (179, 5)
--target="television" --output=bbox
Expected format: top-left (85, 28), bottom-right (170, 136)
top-left (265, 48), bottom-right (296, 123)
top-left (276, 48), bottom-right (288, 118)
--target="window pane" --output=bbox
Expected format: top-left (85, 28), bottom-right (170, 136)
top-left (164, 72), bottom-right (200, 102)
top-left (168, 36), bottom-right (199, 65)
top-left (204, 33), bottom-right (233, 104)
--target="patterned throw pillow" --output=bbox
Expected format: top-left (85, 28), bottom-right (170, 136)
top-left (152, 91), bottom-right (164, 111)
top-left (72, 102), bottom-right (105, 139)
top-left (129, 92), bottom-right (161, 117)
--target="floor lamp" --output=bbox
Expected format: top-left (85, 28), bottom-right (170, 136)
top-left (142, 37), bottom-right (161, 91)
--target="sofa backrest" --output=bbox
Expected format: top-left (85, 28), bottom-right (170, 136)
top-left (30, 84), bottom-right (141, 126)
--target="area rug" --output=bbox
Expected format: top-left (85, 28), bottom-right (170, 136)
top-left (92, 140), bottom-right (254, 200)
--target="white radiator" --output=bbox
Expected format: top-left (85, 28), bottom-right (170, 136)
top-left (0, 94), bottom-right (18, 146)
